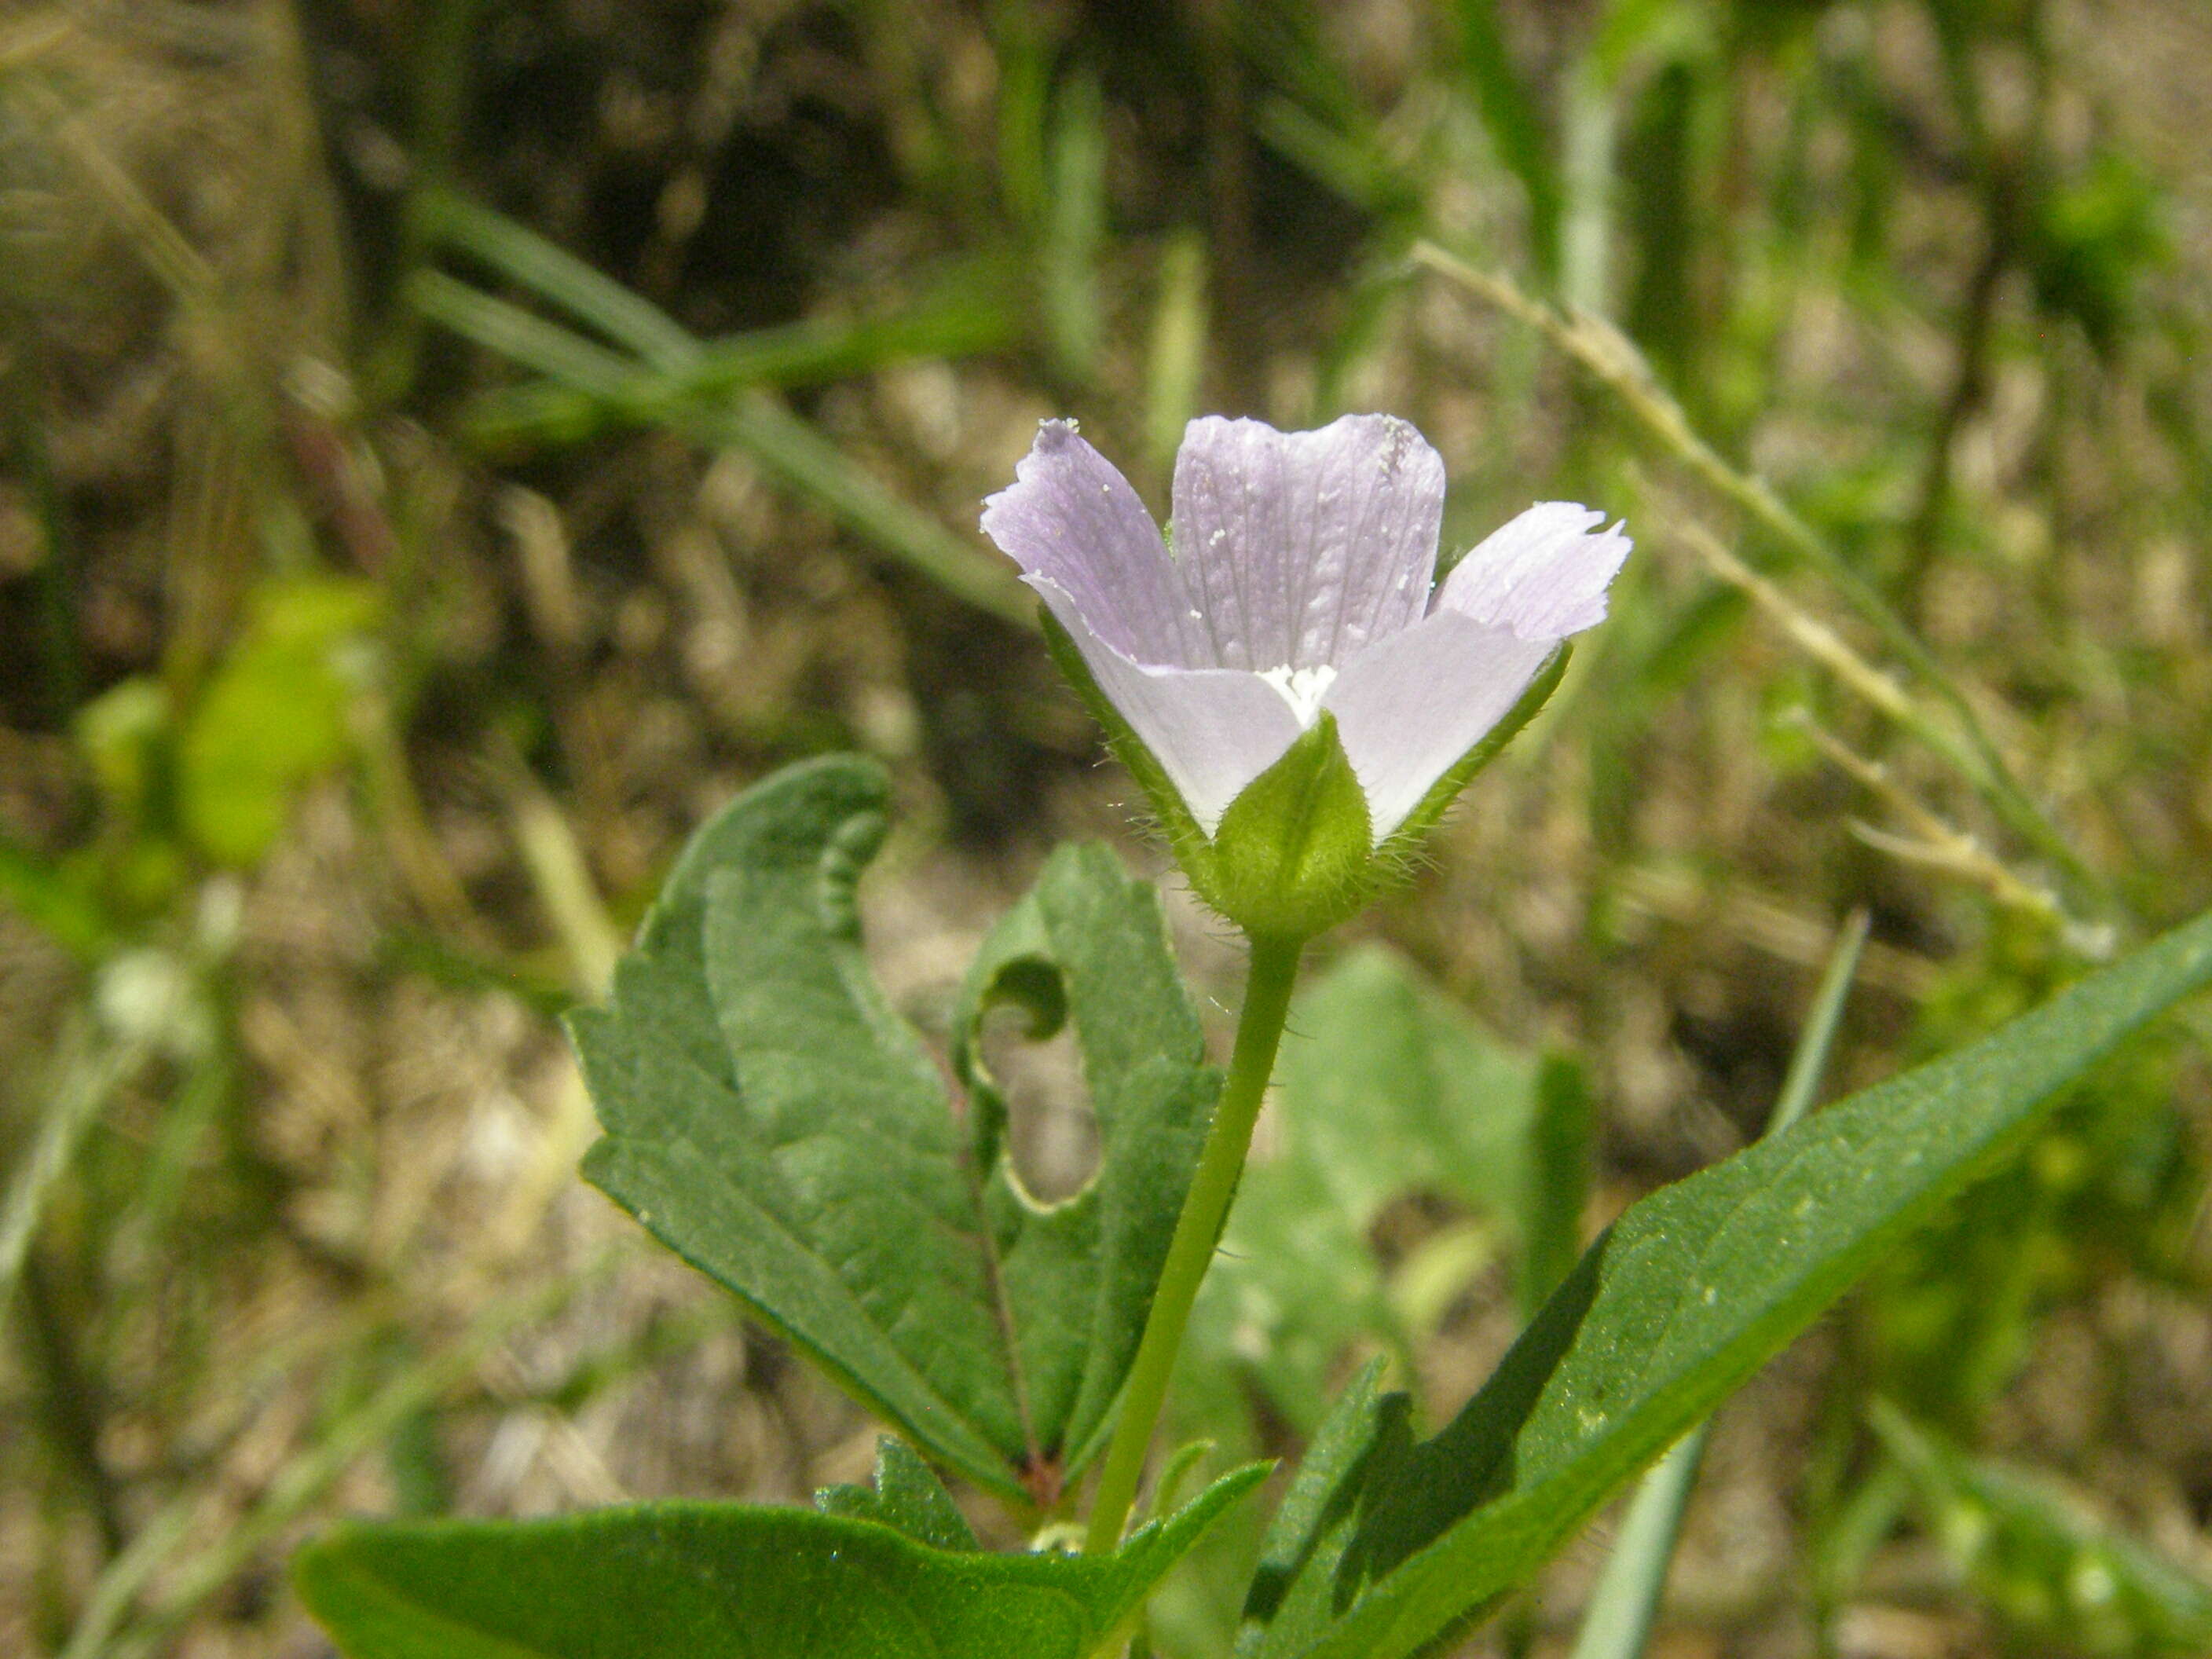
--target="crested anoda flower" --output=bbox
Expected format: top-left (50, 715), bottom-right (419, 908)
top-left (982, 413), bottom-right (1629, 938)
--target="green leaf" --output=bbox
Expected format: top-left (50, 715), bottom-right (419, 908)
top-left (951, 845), bottom-right (1224, 1476)
top-left (1237, 1359), bottom-right (1408, 1652)
top-left (1238, 904), bottom-right (2212, 1659)
top-left (1144, 231), bottom-right (1210, 476)
top-left (178, 576), bottom-right (380, 866)
top-left (1873, 1401), bottom-right (2212, 1656)
top-left (1518, 1055), bottom-right (1594, 1316)
top-left (815, 1438), bottom-right (979, 1553)
top-left (0, 830), bottom-right (108, 961)
top-left (1566, 914), bottom-right (1868, 1659)
top-left (295, 1464), bottom-right (1269, 1659)
top-left (1187, 946), bottom-right (1555, 1433)
top-left (409, 201), bottom-right (1031, 628)
top-left (1042, 72), bottom-right (1107, 383)
top-left (2027, 148), bottom-right (2166, 361)
top-left (416, 188), bottom-right (698, 365)
top-left (571, 757), bottom-right (1219, 1504)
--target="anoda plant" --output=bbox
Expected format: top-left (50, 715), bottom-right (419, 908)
top-left (295, 416), bottom-right (2212, 1659)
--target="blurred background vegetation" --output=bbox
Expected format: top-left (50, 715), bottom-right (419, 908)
top-left (2, 0), bottom-right (2210, 1654)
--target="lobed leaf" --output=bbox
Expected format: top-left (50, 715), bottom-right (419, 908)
top-left (571, 756), bottom-right (1218, 1503)
top-left (953, 843), bottom-right (1221, 1476)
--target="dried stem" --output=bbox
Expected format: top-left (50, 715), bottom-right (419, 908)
top-left (1408, 240), bottom-right (2108, 925)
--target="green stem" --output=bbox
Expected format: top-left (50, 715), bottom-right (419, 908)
top-left (1083, 932), bottom-right (1304, 1554)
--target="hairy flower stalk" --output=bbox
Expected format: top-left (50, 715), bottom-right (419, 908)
top-left (983, 413), bottom-right (1628, 1552)
top-left (983, 414), bottom-right (1630, 941)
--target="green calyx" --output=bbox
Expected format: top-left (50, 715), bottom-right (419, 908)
top-left (1200, 716), bottom-right (1375, 940)
top-left (1043, 607), bottom-right (1572, 944)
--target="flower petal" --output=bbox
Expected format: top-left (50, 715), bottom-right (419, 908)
top-left (980, 419), bottom-right (1199, 665)
top-left (1321, 609), bottom-right (1557, 840)
top-left (1436, 502), bottom-right (1632, 641)
top-left (1170, 414), bottom-right (1444, 672)
top-left (1031, 577), bottom-right (1305, 834)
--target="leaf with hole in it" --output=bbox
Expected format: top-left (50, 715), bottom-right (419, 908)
top-left (1238, 905), bottom-right (2212, 1659)
top-left (296, 1462), bottom-right (1268, 1659)
top-left (570, 756), bottom-right (1219, 1505)
top-left (950, 841), bottom-right (1221, 1478)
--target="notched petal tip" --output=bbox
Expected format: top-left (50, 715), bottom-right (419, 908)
top-left (1436, 500), bottom-right (1632, 643)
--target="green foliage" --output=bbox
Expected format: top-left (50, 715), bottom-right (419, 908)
top-left (178, 575), bottom-right (380, 866)
top-left (1566, 914), bottom-right (1868, 1659)
top-left (295, 1457), bottom-right (1267, 1659)
top-left (12, 573), bottom-right (382, 943)
top-left (1186, 945), bottom-right (1579, 1434)
top-left (421, 174), bottom-right (1023, 446)
top-left (1857, 928), bottom-right (2199, 1434)
top-left (1153, 950), bottom-right (1587, 1658)
top-left (1873, 1402), bottom-right (2212, 1657)
top-left (409, 195), bottom-right (1030, 627)
top-left (1448, 0), bottom-right (1563, 280)
top-left (0, 830), bottom-right (108, 961)
top-left (1619, 57), bottom-right (1701, 387)
top-left (16, 6), bottom-right (2212, 1659)
top-left (1042, 71), bottom-right (1108, 384)
top-left (2027, 148), bottom-right (2166, 360)
top-left (814, 1438), bottom-right (980, 1553)
top-left (570, 756), bottom-right (1221, 1505)
top-left (1234, 903), bottom-right (2212, 1659)
top-left (1202, 716), bottom-right (1376, 943)
top-left (950, 837), bottom-right (1229, 1477)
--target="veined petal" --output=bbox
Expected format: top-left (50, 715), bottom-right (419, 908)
top-left (1436, 501), bottom-right (1632, 641)
top-left (981, 419), bottom-right (1199, 665)
top-left (1322, 610), bottom-right (1557, 840)
top-left (1170, 413), bottom-right (1444, 672)
top-left (1031, 578), bottom-right (1306, 836)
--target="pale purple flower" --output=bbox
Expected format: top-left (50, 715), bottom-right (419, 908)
top-left (982, 414), bottom-right (1629, 842)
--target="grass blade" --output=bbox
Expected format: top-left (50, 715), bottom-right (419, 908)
top-left (408, 204), bottom-right (1030, 625)
top-left (1567, 913), bottom-right (1868, 1659)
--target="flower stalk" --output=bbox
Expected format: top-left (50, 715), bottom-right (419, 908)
top-left (1082, 932), bottom-right (1304, 1554)
top-left (983, 409), bottom-right (1630, 1552)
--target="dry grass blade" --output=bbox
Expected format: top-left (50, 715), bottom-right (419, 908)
top-left (1407, 240), bottom-right (2107, 924)
top-left (0, 1009), bottom-right (166, 1325)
